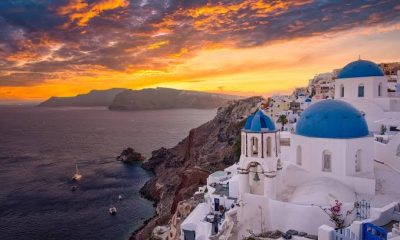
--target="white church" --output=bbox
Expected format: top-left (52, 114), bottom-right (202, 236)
top-left (334, 59), bottom-right (400, 133)
top-left (174, 59), bottom-right (400, 240)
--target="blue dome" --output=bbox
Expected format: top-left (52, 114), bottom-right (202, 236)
top-left (305, 98), bottom-right (312, 103)
top-left (296, 100), bottom-right (369, 139)
top-left (244, 110), bottom-right (276, 132)
top-left (337, 60), bottom-right (384, 79)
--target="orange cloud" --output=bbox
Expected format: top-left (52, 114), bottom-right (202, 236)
top-left (147, 40), bottom-right (170, 50)
top-left (154, 0), bottom-right (313, 35)
top-left (6, 34), bottom-right (60, 63)
top-left (58, 0), bottom-right (129, 27)
top-left (57, 0), bottom-right (88, 15)
top-left (170, 48), bottom-right (189, 58)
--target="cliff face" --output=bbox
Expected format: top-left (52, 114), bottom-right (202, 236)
top-left (133, 96), bottom-right (263, 239)
top-left (109, 87), bottom-right (239, 111)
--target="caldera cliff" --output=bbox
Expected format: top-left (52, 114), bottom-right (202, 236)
top-left (132, 96), bottom-right (263, 239)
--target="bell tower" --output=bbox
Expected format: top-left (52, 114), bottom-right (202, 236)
top-left (238, 109), bottom-right (281, 199)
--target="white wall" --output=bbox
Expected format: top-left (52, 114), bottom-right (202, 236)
top-left (344, 137), bottom-right (375, 176)
top-left (290, 135), bottom-right (347, 175)
top-left (289, 134), bottom-right (375, 194)
top-left (290, 135), bottom-right (374, 176)
top-left (238, 193), bottom-right (356, 237)
top-left (228, 175), bottom-right (239, 198)
top-left (180, 203), bottom-right (212, 240)
top-left (374, 134), bottom-right (400, 171)
top-left (334, 76), bottom-right (387, 100)
top-left (350, 99), bottom-right (385, 132)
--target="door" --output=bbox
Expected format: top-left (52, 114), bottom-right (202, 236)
top-left (362, 223), bottom-right (387, 240)
top-left (214, 198), bottom-right (220, 211)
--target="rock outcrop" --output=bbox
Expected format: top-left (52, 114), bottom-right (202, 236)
top-left (116, 147), bottom-right (145, 164)
top-left (132, 96), bottom-right (263, 239)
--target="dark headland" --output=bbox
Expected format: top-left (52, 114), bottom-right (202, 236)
top-left (39, 87), bottom-right (240, 110)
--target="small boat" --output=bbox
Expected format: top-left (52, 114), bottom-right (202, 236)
top-left (109, 206), bottom-right (117, 215)
top-left (118, 195), bottom-right (123, 201)
top-left (72, 163), bottom-right (82, 181)
top-left (71, 185), bottom-right (78, 192)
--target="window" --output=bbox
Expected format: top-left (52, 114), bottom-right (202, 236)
top-left (378, 83), bottom-right (382, 97)
top-left (251, 137), bottom-right (259, 156)
top-left (242, 135), bottom-right (245, 155)
top-left (358, 84), bottom-right (365, 97)
top-left (390, 126), bottom-right (400, 132)
top-left (266, 136), bottom-right (272, 157)
top-left (397, 145), bottom-right (400, 157)
top-left (340, 84), bottom-right (344, 97)
top-left (355, 149), bottom-right (362, 172)
top-left (183, 230), bottom-right (196, 240)
top-left (296, 146), bottom-right (302, 165)
top-left (322, 150), bottom-right (332, 172)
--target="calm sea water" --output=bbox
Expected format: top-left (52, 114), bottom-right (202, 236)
top-left (0, 106), bottom-right (216, 240)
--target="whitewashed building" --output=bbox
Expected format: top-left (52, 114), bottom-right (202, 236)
top-left (179, 60), bottom-right (400, 240)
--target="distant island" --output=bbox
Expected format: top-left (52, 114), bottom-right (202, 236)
top-left (39, 87), bottom-right (240, 110)
top-left (38, 88), bottom-right (126, 107)
top-left (109, 87), bottom-right (239, 110)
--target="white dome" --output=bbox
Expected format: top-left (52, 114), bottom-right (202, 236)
top-left (289, 178), bottom-right (356, 206)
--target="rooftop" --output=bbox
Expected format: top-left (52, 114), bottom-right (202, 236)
top-left (296, 100), bottom-right (369, 139)
top-left (244, 110), bottom-right (276, 133)
top-left (337, 59), bottom-right (384, 79)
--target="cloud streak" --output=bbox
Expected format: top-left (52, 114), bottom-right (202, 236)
top-left (58, 0), bottom-right (129, 28)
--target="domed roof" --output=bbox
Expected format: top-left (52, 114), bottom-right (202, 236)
top-left (337, 59), bottom-right (384, 79)
top-left (296, 100), bottom-right (369, 139)
top-left (244, 110), bottom-right (276, 132)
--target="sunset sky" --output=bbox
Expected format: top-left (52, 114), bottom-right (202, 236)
top-left (0, 0), bottom-right (399, 102)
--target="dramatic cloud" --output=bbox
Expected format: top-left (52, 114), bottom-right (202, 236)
top-left (58, 0), bottom-right (130, 27)
top-left (0, 0), bottom-right (399, 100)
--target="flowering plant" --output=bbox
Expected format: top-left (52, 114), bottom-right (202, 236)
top-left (317, 200), bottom-right (355, 229)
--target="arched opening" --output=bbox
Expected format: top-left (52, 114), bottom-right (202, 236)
top-left (277, 158), bottom-right (282, 170)
top-left (378, 83), bottom-right (382, 97)
top-left (251, 137), bottom-right (259, 157)
top-left (322, 150), bottom-right (332, 172)
top-left (396, 145), bottom-right (400, 157)
top-left (340, 84), bottom-right (344, 97)
top-left (296, 145), bottom-right (302, 165)
top-left (358, 84), bottom-right (365, 97)
top-left (355, 149), bottom-right (362, 172)
top-left (266, 136), bottom-right (272, 157)
top-left (248, 162), bottom-right (265, 195)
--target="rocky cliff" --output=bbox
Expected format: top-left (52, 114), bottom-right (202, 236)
top-left (132, 96), bottom-right (263, 239)
top-left (109, 87), bottom-right (239, 111)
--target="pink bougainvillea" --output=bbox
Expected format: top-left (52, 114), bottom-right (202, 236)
top-left (316, 200), bottom-right (355, 229)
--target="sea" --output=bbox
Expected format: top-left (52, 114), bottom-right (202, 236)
top-left (0, 106), bottom-right (216, 240)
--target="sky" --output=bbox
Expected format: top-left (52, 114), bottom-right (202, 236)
top-left (0, 0), bottom-right (399, 101)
